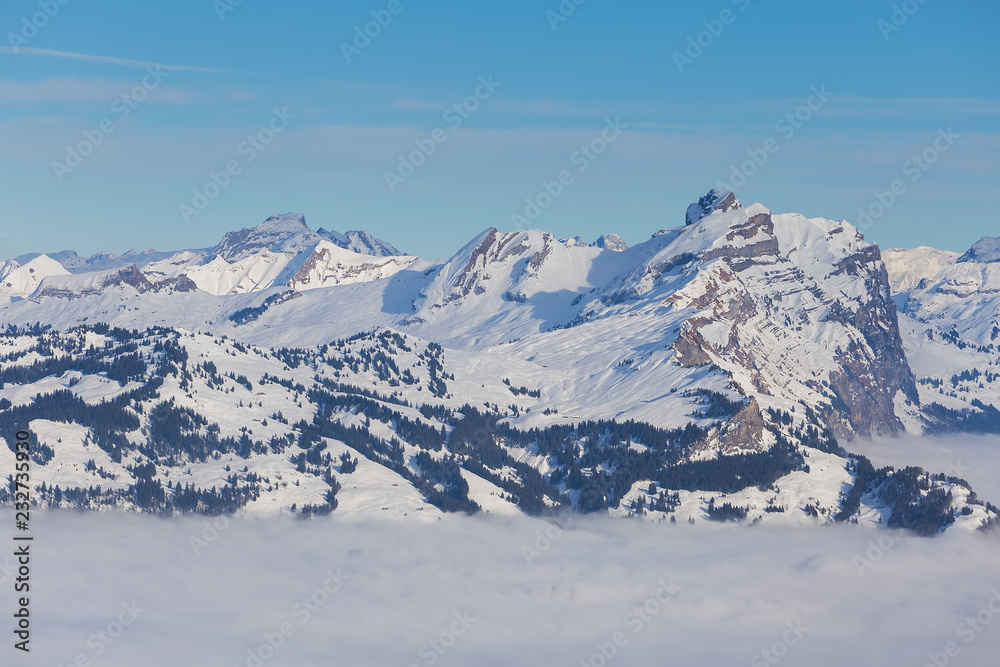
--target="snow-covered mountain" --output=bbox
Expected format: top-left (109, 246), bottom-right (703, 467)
top-left (0, 254), bottom-right (70, 298)
top-left (2, 192), bottom-right (998, 535)
top-left (685, 188), bottom-right (741, 226)
top-left (6, 214), bottom-right (408, 299)
top-left (883, 238), bottom-right (1000, 434)
top-left (213, 213), bottom-right (403, 262)
top-left (882, 246), bottom-right (962, 293)
top-left (14, 248), bottom-right (175, 275)
top-left (12, 214), bottom-right (402, 283)
top-left (958, 236), bottom-right (1000, 264)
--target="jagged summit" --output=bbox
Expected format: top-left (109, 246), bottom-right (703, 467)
top-left (212, 213), bottom-right (314, 262)
top-left (685, 189), bottom-right (742, 226)
top-left (2, 194), bottom-right (999, 531)
top-left (958, 236), bottom-right (1000, 264)
top-left (316, 228), bottom-right (403, 257)
top-left (213, 213), bottom-right (403, 262)
top-left (594, 234), bottom-right (628, 252)
top-left (558, 234), bottom-right (629, 252)
top-left (14, 248), bottom-right (174, 274)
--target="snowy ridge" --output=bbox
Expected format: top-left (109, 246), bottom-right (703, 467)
top-left (958, 236), bottom-right (1000, 264)
top-left (883, 246), bottom-right (961, 293)
top-left (316, 228), bottom-right (403, 258)
top-left (0, 325), bottom-right (993, 535)
top-left (280, 240), bottom-right (423, 291)
top-left (2, 191), bottom-right (1000, 533)
top-left (0, 254), bottom-right (70, 298)
top-left (213, 213), bottom-right (403, 262)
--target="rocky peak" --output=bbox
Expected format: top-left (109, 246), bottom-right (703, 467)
top-left (214, 214), bottom-right (403, 262)
top-left (958, 236), bottom-right (1000, 264)
top-left (316, 228), bottom-right (404, 257)
top-left (102, 264), bottom-right (155, 292)
top-left (440, 228), bottom-right (532, 304)
top-left (656, 208), bottom-right (917, 440)
top-left (213, 213), bottom-right (313, 262)
top-left (685, 189), bottom-right (742, 226)
top-left (594, 234), bottom-right (629, 252)
top-left (557, 235), bottom-right (629, 252)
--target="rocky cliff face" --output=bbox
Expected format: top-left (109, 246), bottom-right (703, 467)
top-left (214, 213), bottom-right (403, 262)
top-left (0, 191), bottom-right (945, 445)
top-left (284, 241), bottom-right (419, 290)
top-left (638, 199), bottom-right (917, 441)
top-left (685, 188), bottom-right (742, 226)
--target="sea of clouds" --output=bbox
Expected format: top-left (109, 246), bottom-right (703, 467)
top-left (2, 435), bottom-right (999, 667)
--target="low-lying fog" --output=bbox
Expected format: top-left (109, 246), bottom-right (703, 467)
top-left (4, 503), bottom-right (999, 667)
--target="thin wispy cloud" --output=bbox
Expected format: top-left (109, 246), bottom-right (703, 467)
top-left (390, 95), bottom-right (658, 117)
top-left (0, 46), bottom-right (252, 74)
top-left (840, 96), bottom-right (1000, 115)
top-left (747, 95), bottom-right (1000, 119)
top-left (0, 77), bottom-right (196, 105)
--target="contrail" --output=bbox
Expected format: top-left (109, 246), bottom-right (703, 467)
top-left (0, 46), bottom-right (256, 74)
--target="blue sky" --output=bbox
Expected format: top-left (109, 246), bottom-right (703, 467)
top-left (0, 0), bottom-right (997, 260)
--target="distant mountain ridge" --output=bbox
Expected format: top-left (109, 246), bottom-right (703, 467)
top-left (1, 191), bottom-right (999, 533)
top-left (211, 213), bottom-right (403, 262)
top-left (0, 214), bottom-right (409, 299)
top-left (10, 213), bottom-right (403, 278)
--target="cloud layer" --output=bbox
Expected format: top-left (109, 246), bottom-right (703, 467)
top-left (4, 509), bottom-right (999, 667)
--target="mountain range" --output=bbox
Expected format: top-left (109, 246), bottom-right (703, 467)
top-left (1, 190), bottom-right (998, 535)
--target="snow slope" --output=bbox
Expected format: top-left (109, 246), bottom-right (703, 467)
top-left (882, 246), bottom-right (960, 293)
top-left (0, 254), bottom-right (71, 299)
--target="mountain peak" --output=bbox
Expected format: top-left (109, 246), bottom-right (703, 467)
top-left (260, 212), bottom-right (309, 230)
top-left (685, 189), bottom-right (742, 226)
top-left (315, 228), bottom-right (404, 257)
top-left (0, 253), bottom-right (71, 297)
top-left (213, 213), bottom-right (314, 262)
top-left (594, 234), bottom-right (628, 252)
top-left (957, 236), bottom-right (1000, 263)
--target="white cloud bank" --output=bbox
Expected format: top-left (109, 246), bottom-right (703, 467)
top-left (852, 433), bottom-right (1000, 504)
top-left (2, 510), bottom-right (999, 667)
